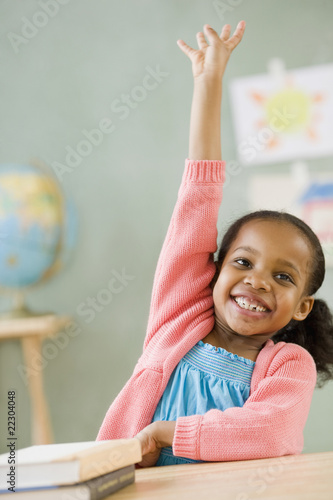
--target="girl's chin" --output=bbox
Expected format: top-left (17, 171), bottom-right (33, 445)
top-left (219, 313), bottom-right (270, 337)
top-left (226, 324), bottom-right (261, 337)
top-left (215, 316), bottom-right (258, 337)
top-left (223, 316), bottom-right (276, 338)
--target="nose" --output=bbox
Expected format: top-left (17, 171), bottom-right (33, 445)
top-left (243, 270), bottom-right (271, 292)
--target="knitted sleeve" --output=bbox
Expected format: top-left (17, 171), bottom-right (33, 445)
top-left (143, 159), bottom-right (225, 350)
top-left (172, 343), bottom-right (317, 461)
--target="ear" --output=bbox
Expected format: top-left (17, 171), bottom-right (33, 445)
top-left (292, 296), bottom-right (314, 321)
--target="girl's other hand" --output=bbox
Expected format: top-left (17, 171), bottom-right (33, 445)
top-left (177, 21), bottom-right (246, 80)
top-left (134, 420), bottom-right (176, 468)
top-left (134, 423), bottom-right (162, 468)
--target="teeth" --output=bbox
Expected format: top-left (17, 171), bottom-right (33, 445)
top-left (234, 296), bottom-right (267, 312)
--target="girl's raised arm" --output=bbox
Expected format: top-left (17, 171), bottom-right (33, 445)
top-left (177, 22), bottom-right (246, 160)
top-left (142, 23), bottom-right (246, 351)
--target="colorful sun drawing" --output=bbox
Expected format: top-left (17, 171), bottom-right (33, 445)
top-left (250, 79), bottom-right (325, 150)
top-left (229, 63), bottom-right (333, 165)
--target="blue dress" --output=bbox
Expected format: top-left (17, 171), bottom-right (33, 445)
top-left (151, 340), bottom-right (255, 466)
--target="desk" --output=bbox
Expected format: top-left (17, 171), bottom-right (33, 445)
top-left (111, 451), bottom-right (333, 500)
top-left (0, 314), bottom-right (71, 446)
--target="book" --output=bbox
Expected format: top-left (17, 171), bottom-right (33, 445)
top-left (0, 438), bottom-right (141, 490)
top-left (0, 464), bottom-right (135, 499)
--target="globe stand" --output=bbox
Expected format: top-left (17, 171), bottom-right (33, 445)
top-left (0, 292), bottom-right (72, 446)
top-left (0, 290), bottom-right (52, 319)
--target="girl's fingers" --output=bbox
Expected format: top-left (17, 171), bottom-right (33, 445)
top-left (225, 21), bottom-right (246, 50)
top-left (220, 24), bottom-right (231, 41)
top-left (176, 39), bottom-right (196, 59)
top-left (196, 31), bottom-right (208, 50)
top-left (177, 20), bottom-right (246, 59)
top-left (203, 24), bottom-right (221, 44)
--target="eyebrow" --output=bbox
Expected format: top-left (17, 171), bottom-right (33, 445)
top-left (233, 246), bottom-right (301, 277)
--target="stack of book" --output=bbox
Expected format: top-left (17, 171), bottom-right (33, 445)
top-left (0, 438), bottom-right (142, 498)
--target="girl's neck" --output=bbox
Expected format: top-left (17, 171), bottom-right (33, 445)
top-left (203, 315), bottom-right (273, 362)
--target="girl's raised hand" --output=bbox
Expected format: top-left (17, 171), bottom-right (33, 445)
top-left (177, 21), bottom-right (246, 80)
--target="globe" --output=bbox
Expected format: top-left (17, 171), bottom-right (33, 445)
top-left (0, 162), bottom-right (77, 317)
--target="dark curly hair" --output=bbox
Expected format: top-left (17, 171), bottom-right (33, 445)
top-left (211, 210), bottom-right (333, 388)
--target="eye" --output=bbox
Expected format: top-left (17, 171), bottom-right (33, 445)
top-left (235, 258), bottom-right (251, 267)
top-left (276, 273), bottom-right (294, 284)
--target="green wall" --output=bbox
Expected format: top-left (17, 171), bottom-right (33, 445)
top-left (0, 0), bottom-right (332, 455)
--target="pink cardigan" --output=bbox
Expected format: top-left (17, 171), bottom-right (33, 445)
top-left (96, 159), bottom-right (317, 462)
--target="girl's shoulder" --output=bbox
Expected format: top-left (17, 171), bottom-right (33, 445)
top-left (251, 340), bottom-right (317, 400)
top-left (259, 338), bottom-right (317, 374)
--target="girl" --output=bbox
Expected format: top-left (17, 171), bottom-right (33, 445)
top-left (96, 22), bottom-right (333, 468)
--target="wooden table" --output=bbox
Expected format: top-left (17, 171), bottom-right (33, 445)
top-left (110, 451), bottom-right (333, 500)
top-left (0, 314), bottom-right (72, 446)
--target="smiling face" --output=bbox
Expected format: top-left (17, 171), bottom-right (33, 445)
top-left (212, 219), bottom-right (315, 337)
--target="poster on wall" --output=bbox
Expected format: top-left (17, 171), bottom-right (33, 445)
top-left (229, 62), bottom-right (333, 166)
top-left (248, 163), bottom-right (333, 267)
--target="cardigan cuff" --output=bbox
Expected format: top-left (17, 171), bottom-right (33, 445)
top-left (182, 159), bottom-right (225, 184)
top-left (172, 414), bottom-right (203, 459)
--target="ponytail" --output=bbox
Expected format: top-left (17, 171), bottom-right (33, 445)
top-left (272, 299), bottom-right (333, 388)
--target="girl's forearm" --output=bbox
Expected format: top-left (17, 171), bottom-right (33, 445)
top-left (188, 76), bottom-right (223, 161)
